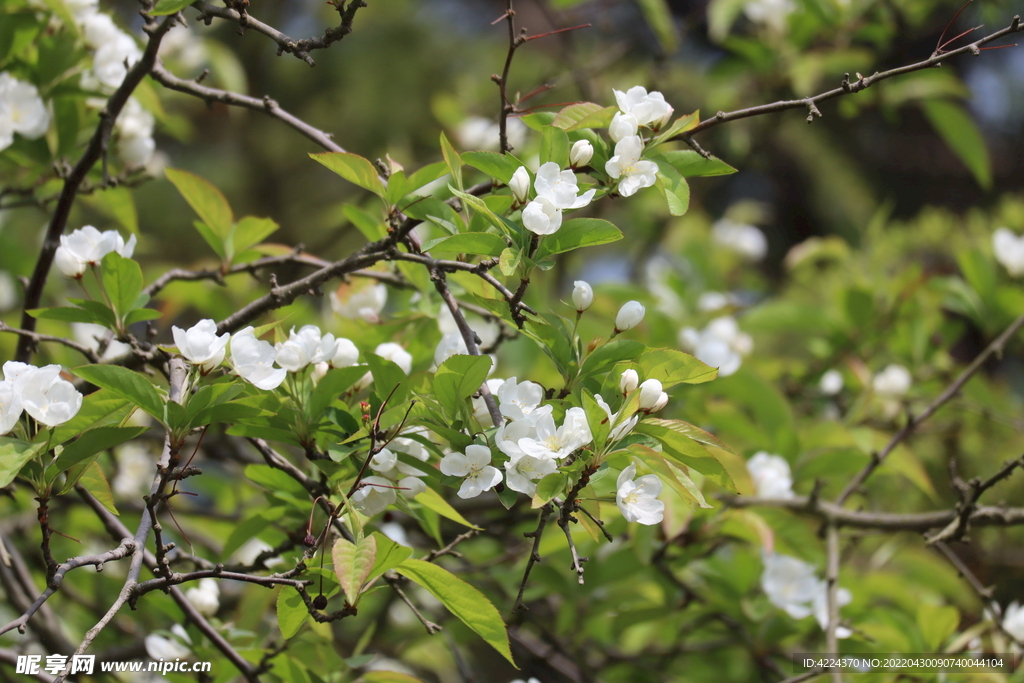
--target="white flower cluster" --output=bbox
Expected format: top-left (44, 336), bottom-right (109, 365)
top-left (113, 97), bottom-right (156, 169)
top-left (605, 86), bottom-right (670, 197)
top-left (746, 452), bottom-right (794, 499)
top-left (55, 225), bottom-right (137, 278)
top-left (514, 162), bottom-right (596, 235)
top-left (171, 320), bottom-right (360, 388)
top-left (352, 430), bottom-right (431, 514)
top-left (0, 73), bottom-right (50, 153)
top-left (0, 361), bottom-right (84, 432)
top-left (993, 228), bottom-right (1024, 277)
top-left (761, 552), bottom-right (852, 638)
top-left (679, 316), bottom-right (753, 377)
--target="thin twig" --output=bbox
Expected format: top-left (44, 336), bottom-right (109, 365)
top-left (513, 503), bottom-right (553, 613)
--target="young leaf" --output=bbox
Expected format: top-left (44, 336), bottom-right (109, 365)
top-left (551, 103), bottom-right (617, 131)
top-left (365, 532), bottom-right (413, 584)
top-left (439, 132), bottom-right (463, 190)
top-left (165, 168), bottom-right (234, 238)
top-left (395, 559), bottom-right (516, 666)
top-left (310, 152), bottom-right (386, 199)
top-left (635, 419), bottom-right (736, 491)
top-left (652, 150), bottom-right (737, 177)
top-left (277, 589), bottom-right (308, 639)
top-left (78, 461), bottom-right (118, 515)
top-left (433, 354), bottom-right (492, 419)
top-left (415, 487), bottom-right (482, 530)
top-left (0, 438), bottom-right (46, 488)
top-left (462, 151), bottom-right (521, 184)
top-left (635, 348), bottom-right (717, 386)
top-left (100, 252), bottom-right (143, 324)
top-left (332, 536), bottom-right (377, 605)
top-left (654, 162), bottom-right (690, 217)
top-left (539, 126), bottom-right (570, 167)
top-left (421, 232), bottom-right (507, 257)
top-left (531, 472), bottom-right (567, 508)
top-left (231, 216), bottom-right (279, 256)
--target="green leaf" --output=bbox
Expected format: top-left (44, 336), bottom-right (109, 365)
top-left (652, 150), bottom-right (737, 177)
top-left (73, 365), bottom-right (166, 423)
top-left (498, 247), bottom-right (521, 277)
top-left (311, 152), bottom-right (386, 199)
top-left (421, 232), bottom-right (507, 257)
top-left (309, 366), bottom-right (367, 420)
top-left (654, 162), bottom-right (690, 217)
top-left (531, 472), bottom-right (567, 508)
top-left (365, 532), bottom-right (413, 584)
top-left (100, 252), bottom-right (143, 323)
top-left (539, 126), bottom-right (571, 167)
top-left (395, 559), bottom-right (515, 666)
top-left (635, 348), bottom-right (718, 386)
top-left (28, 306), bottom-right (111, 326)
top-left (342, 204), bottom-right (387, 242)
top-left (50, 389), bottom-right (131, 446)
top-left (634, 419), bottom-right (736, 492)
top-left (440, 132), bottom-right (463, 190)
top-left (917, 603), bottom-right (959, 651)
top-left (433, 355), bottom-right (492, 419)
top-left (406, 160), bottom-right (449, 193)
top-left (415, 486), bottom-right (482, 530)
top-left (125, 308), bottom-right (162, 325)
top-left (0, 438), bottom-right (46, 488)
top-left (650, 111), bottom-right (700, 146)
top-left (244, 464), bottom-right (311, 500)
top-left (165, 168), bottom-right (234, 238)
top-left (192, 220), bottom-right (227, 260)
top-left (331, 536), bottom-right (377, 605)
top-left (277, 589), bottom-right (308, 639)
top-left (385, 170), bottom-right (410, 206)
top-left (53, 426), bottom-right (146, 474)
top-left (921, 99), bottom-right (991, 190)
top-left (534, 218), bottom-right (623, 260)
top-left (149, 0), bottom-right (195, 15)
top-left (79, 461), bottom-right (118, 515)
top-left (551, 103), bottom-right (617, 132)
top-left (231, 216), bottom-right (279, 256)
top-left (462, 151), bottom-right (521, 184)
top-left (636, 0), bottom-right (677, 52)
top-left (579, 340), bottom-right (645, 378)
top-left (364, 353), bottom-right (409, 405)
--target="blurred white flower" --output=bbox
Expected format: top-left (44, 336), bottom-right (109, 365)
top-left (374, 342), bottom-right (412, 374)
top-left (434, 332), bottom-right (468, 367)
top-left (746, 452), bottom-right (794, 499)
top-left (351, 476), bottom-right (397, 516)
top-left (613, 86), bottom-right (673, 128)
top-left (697, 291), bottom-right (735, 312)
top-left (1003, 602), bottom-right (1024, 641)
top-left (0, 73), bottom-right (50, 151)
top-left (379, 521), bottom-right (410, 547)
top-left (0, 271), bottom-right (16, 312)
top-left (811, 582), bottom-right (853, 638)
top-left (819, 369), bottom-right (844, 396)
top-left (184, 578), bottom-right (219, 618)
top-left (761, 553), bottom-right (819, 619)
top-left (112, 442), bottom-right (154, 498)
top-left (90, 33), bottom-right (142, 92)
top-left (81, 13), bottom-right (122, 50)
top-left (72, 323), bottom-right (131, 360)
top-left (145, 626), bottom-right (191, 661)
top-left (173, 319), bottom-right (229, 373)
top-left (454, 115), bottom-right (526, 151)
top-left (993, 228), bottom-right (1024, 277)
top-left (330, 281), bottom-right (387, 323)
top-left (744, 0), bottom-right (795, 33)
top-left (616, 463), bottom-right (664, 525)
top-left (712, 219), bottom-right (768, 262)
top-left (872, 364), bottom-right (911, 398)
top-left (678, 316), bottom-right (753, 377)
top-left (114, 98), bottom-right (155, 168)
top-left (605, 135), bottom-right (657, 197)
top-left (440, 444), bottom-right (503, 499)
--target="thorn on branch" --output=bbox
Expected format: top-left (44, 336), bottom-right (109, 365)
top-left (805, 100), bottom-right (822, 123)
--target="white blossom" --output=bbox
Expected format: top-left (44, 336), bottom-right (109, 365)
top-left (114, 98), bottom-right (155, 169)
top-left (616, 463), bottom-right (664, 525)
top-left (184, 578), bottom-right (219, 618)
top-left (440, 444), bottom-right (503, 499)
top-left (744, 0), bottom-right (795, 33)
top-left (697, 291), bottom-right (735, 312)
top-left (0, 379), bottom-right (23, 435)
top-left (330, 282), bottom-right (387, 323)
top-left (145, 627), bottom-right (191, 661)
top-left (613, 86), bottom-right (673, 128)
top-left (993, 228), bottom-right (1024, 277)
top-left (569, 139), bottom-right (594, 167)
top-left (503, 452), bottom-right (558, 496)
top-left (638, 379), bottom-right (663, 410)
top-left (173, 319), bottom-right (229, 373)
top-left (873, 364), bottom-right (911, 398)
top-left (605, 135), bottom-right (658, 197)
top-left (678, 316), bottom-right (753, 378)
top-left (351, 476), bottom-right (397, 516)
top-left (497, 377), bottom-right (551, 423)
top-left (0, 73), bottom-right (50, 151)
top-left (761, 553), bottom-right (819, 619)
top-left (434, 332), bottom-right (468, 367)
top-left (89, 33), bottom-right (142, 92)
top-left (17, 365), bottom-right (83, 427)
top-left (522, 196), bottom-right (563, 235)
top-left (1003, 602), bottom-right (1024, 641)
top-left (274, 325), bottom-right (342, 373)
top-left (374, 342), bottom-right (412, 374)
top-left (522, 162), bottom-right (596, 235)
top-left (454, 115), bottom-right (526, 152)
top-left (517, 407), bottom-right (592, 460)
top-left (608, 111), bottom-right (639, 143)
top-left (331, 338), bottom-right (360, 368)
top-left (746, 452), bottom-right (794, 499)
top-left (379, 522), bottom-right (410, 547)
top-left (230, 327), bottom-right (287, 390)
top-left (54, 225), bottom-right (136, 278)
top-left (472, 378), bottom-right (505, 427)
top-left (595, 394), bottom-right (639, 441)
top-left (509, 166), bottom-right (530, 204)
top-left (369, 448), bottom-right (398, 473)
top-left (81, 12), bottom-right (123, 49)
top-left (811, 582), bottom-right (853, 638)
top-left (615, 300), bottom-right (646, 331)
top-left (72, 323), bottom-right (131, 360)
top-left (712, 219), bottom-right (768, 262)
top-left (572, 280), bottom-right (593, 312)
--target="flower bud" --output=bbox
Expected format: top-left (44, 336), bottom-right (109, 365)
top-left (55, 246), bottom-right (87, 278)
top-left (303, 533), bottom-right (317, 547)
top-left (650, 391), bottom-right (668, 412)
top-left (509, 166), bottom-right (530, 204)
top-left (656, 105), bottom-right (674, 131)
top-left (609, 111), bottom-right (638, 143)
top-left (615, 300), bottom-right (645, 332)
top-left (638, 378), bottom-right (663, 410)
top-left (572, 280), bottom-right (593, 312)
top-left (620, 369), bottom-right (639, 394)
top-left (569, 139), bottom-right (594, 168)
